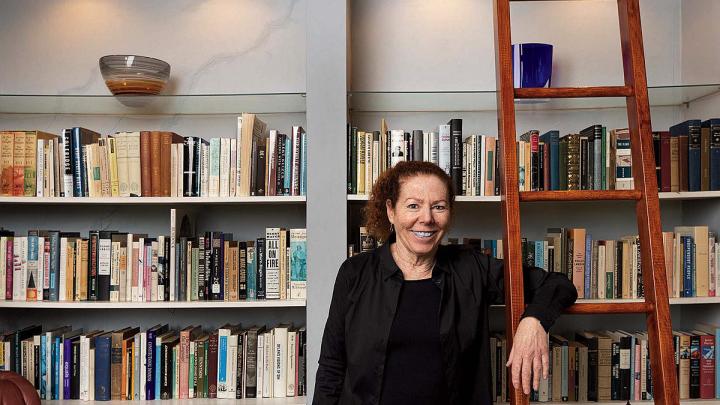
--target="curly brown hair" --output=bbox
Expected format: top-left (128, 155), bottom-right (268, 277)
top-left (363, 161), bottom-right (455, 243)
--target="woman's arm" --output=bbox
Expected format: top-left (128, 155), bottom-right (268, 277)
top-left (313, 262), bottom-right (351, 404)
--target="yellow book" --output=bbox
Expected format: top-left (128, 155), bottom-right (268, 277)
top-left (12, 131), bottom-right (26, 196)
top-left (0, 131), bottom-right (14, 196)
top-left (357, 131), bottom-right (366, 195)
top-left (694, 226), bottom-right (709, 297)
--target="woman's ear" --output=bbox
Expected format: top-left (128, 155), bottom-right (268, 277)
top-left (385, 199), bottom-right (395, 225)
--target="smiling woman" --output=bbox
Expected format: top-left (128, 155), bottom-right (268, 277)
top-left (314, 161), bottom-right (577, 405)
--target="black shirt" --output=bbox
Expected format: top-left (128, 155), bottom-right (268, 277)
top-left (379, 278), bottom-right (445, 405)
top-left (313, 233), bottom-right (578, 405)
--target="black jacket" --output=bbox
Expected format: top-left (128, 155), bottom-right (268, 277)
top-left (314, 235), bottom-right (578, 404)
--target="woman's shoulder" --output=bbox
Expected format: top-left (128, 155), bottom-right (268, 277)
top-left (338, 248), bottom-right (382, 281)
top-left (438, 243), bottom-right (495, 272)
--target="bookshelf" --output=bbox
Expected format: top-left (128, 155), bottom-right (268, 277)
top-left (0, 196), bottom-right (306, 205)
top-left (46, 399), bottom-right (308, 405)
top-left (0, 300), bottom-right (306, 309)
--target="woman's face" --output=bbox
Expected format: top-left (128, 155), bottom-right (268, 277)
top-left (386, 174), bottom-right (451, 258)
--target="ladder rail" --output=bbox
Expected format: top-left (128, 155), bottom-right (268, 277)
top-left (618, 0), bottom-right (679, 403)
top-left (494, 0), bottom-right (680, 403)
top-left (492, 0), bottom-right (527, 403)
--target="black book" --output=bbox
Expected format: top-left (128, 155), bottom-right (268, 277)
top-left (580, 136), bottom-right (589, 190)
top-left (198, 235), bottom-right (206, 301)
top-left (235, 331), bottom-right (245, 398)
top-left (412, 130), bottom-right (424, 162)
top-left (618, 333), bottom-right (632, 400)
top-left (163, 236), bottom-right (171, 301)
top-left (97, 230), bottom-right (114, 301)
top-left (538, 143), bottom-right (545, 191)
top-left (243, 326), bottom-right (265, 398)
top-left (178, 236), bottom-right (188, 301)
top-left (256, 238), bottom-right (266, 300)
top-left (12, 325), bottom-right (41, 372)
top-left (183, 137), bottom-right (196, 197)
top-left (210, 232), bottom-right (223, 300)
top-left (276, 133), bottom-right (287, 196)
top-left (88, 231), bottom-right (100, 300)
top-left (689, 333), bottom-right (701, 398)
top-left (194, 138), bottom-right (207, 196)
top-left (575, 332), bottom-right (599, 401)
top-left (254, 137), bottom-right (267, 196)
top-left (238, 241), bottom-right (248, 300)
top-left (448, 119), bottom-right (463, 193)
top-left (160, 334), bottom-right (179, 399)
top-left (297, 327), bottom-right (307, 396)
top-left (34, 341), bottom-right (40, 389)
top-left (204, 232), bottom-right (213, 300)
top-left (349, 126), bottom-right (358, 194)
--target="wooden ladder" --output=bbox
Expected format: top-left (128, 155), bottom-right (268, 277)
top-left (493, 0), bottom-right (679, 404)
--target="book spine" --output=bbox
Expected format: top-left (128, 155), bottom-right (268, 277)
top-left (690, 334), bottom-right (701, 398)
top-left (256, 238), bottom-right (266, 300)
top-left (94, 336), bottom-right (111, 401)
top-left (208, 333), bottom-right (218, 398)
top-left (689, 123), bottom-right (702, 191)
top-left (449, 119), bottom-right (463, 194)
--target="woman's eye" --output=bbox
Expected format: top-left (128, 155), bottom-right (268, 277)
top-left (433, 205), bottom-right (446, 210)
top-left (407, 203), bottom-right (419, 209)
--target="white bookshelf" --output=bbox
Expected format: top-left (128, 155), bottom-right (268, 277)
top-left (348, 191), bottom-right (720, 202)
top-left (489, 297), bottom-right (720, 309)
top-left (42, 399), bottom-right (307, 405)
top-left (0, 299), bottom-right (306, 309)
top-left (0, 196), bottom-right (306, 205)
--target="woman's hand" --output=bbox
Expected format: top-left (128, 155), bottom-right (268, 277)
top-left (505, 316), bottom-right (549, 395)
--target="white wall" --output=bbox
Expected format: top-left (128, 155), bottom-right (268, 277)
top-left (0, 0), bottom-right (306, 95)
top-left (350, 0), bottom-right (681, 91)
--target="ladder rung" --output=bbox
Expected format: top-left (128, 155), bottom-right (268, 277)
top-left (519, 190), bottom-right (642, 202)
top-left (564, 302), bottom-right (653, 315)
top-left (514, 86), bottom-right (633, 99)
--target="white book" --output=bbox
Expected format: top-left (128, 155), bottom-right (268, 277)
top-left (236, 117), bottom-right (243, 196)
top-left (157, 235), bottom-right (165, 301)
top-left (597, 243), bottom-right (606, 299)
top-left (365, 131), bottom-right (372, 193)
top-left (44, 333), bottom-right (51, 396)
top-left (209, 138), bottom-right (220, 197)
top-left (36, 140), bottom-right (44, 197)
top-left (47, 139), bottom-right (55, 197)
top-left (229, 138), bottom-right (237, 197)
top-left (139, 332), bottom-right (146, 400)
top-left (423, 131), bottom-right (430, 162)
top-left (372, 138), bottom-right (379, 188)
top-left (169, 209), bottom-right (177, 302)
top-left (479, 136), bottom-right (487, 196)
top-left (13, 237), bottom-right (26, 301)
top-left (177, 143), bottom-right (184, 198)
top-left (217, 327), bottom-right (231, 398)
top-left (286, 330), bottom-right (296, 397)
top-left (265, 228), bottom-right (281, 299)
top-left (188, 341), bottom-right (196, 398)
top-left (99, 235), bottom-right (111, 296)
top-left (79, 336), bottom-right (89, 401)
top-left (89, 343), bottom-right (95, 400)
top-left (267, 131), bottom-right (277, 195)
top-left (220, 137), bottom-right (231, 197)
top-left (110, 240), bottom-right (120, 302)
top-left (0, 237), bottom-right (5, 300)
top-left (228, 334), bottom-right (238, 398)
top-left (272, 326), bottom-right (288, 398)
top-left (262, 331), bottom-right (273, 398)
top-left (257, 333), bottom-right (264, 399)
top-left (59, 339), bottom-right (63, 399)
top-left (137, 237), bottom-right (145, 302)
top-left (170, 144), bottom-right (177, 197)
top-left (115, 133), bottom-right (131, 197)
top-left (291, 126), bottom-right (302, 196)
top-left (37, 236), bottom-right (44, 301)
top-left (438, 125), bottom-right (451, 175)
top-left (126, 132), bottom-right (142, 196)
top-left (125, 234), bottom-right (133, 302)
top-left (390, 129), bottom-right (404, 167)
top-left (201, 142), bottom-right (209, 197)
top-left (61, 129), bottom-right (73, 197)
top-left (150, 241), bottom-right (158, 302)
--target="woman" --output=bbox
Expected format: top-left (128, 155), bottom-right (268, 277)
top-left (314, 161), bottom-right (577, 404)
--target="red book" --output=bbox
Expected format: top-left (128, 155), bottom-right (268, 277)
top-left (139, 131), bottom-right (152, 197)
top-left (698, 332), bottom-right (716, 399)
top-left (208, 331), bottom-right (219, 398)
top-left (660, 131), bottom-right (671, 191)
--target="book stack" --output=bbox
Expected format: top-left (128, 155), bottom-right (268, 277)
top-left (0, 115), bottom-right (308, 198)
top-left (0, 225), bottom-right (307, 303)
top-left (654, 119), bottom-right (720, 192)
top-left (488, 325), bottom-right (720, 402)
top-left (0, 323), bottom-right (307, 401)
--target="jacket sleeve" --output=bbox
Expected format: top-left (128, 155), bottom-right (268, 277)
top-left (481, 252), bottom-right (578, 332)
top-left (313, 261), bottom-right (350, 404)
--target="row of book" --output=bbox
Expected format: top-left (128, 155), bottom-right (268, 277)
top-left (657, 119), bottom-right (720, 192)
top-left (1, 323), bottom-right (307, 401)
top-left (0, 222), bottom-right (307, 302)
top-left (491, 326), bottom-right (719, 402)
top-left (348, 118), bottom-right (720, 196)
top-left (352, 224), bottom-right (719, 300)
top-left (0, 113), bottom-right (308, 198)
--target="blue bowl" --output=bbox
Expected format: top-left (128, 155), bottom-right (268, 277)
top-left (512, 43), bottom-right (553, 88)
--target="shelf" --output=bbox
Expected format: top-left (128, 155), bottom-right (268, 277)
top-left (489, 297), bottom-right (720, 309)
top-left (348, 83), bottom-right (720, 112)
top-left (42, 398), bottom-right (307, 405)
top-left (348, 191), bottom-right (720, 202)
top-left (0, 93), bottom-right (306, 115)
top-left (0, 196), bottom-right (306, 205)
top-left (0, 300), bottom-right (306, 309)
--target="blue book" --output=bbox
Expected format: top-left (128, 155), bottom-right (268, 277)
top-left (535, 240), bottom-right (544, 270)
top-left (155, 339), bottom-right (161, 399)
top-left (670, 120), bottom-right (703, 191)
top-left (94, 333), bottom-right (112, 401)
top-left (691, 238), bottom-right (697, 297)
top-left (48, 231), bottom-right (60, 301)
top-left (540, 130), bottom-right (560, 190)
top-left (40, 334), bottom-right (47, 399)
top-left (601, 126), bottom-right (607, 189)
top-left (218, 333), bottom-right (228, 388)
top-left (585, 234), bottom-right (592, 298)
top-left (70, 127), bottom-right (100, 197)
top-left (247, 243), bottom-right (257, 300)
top-left (52, 337), bottom-right (61, 400)
top-left (284, 135), bottom-right (292, 194)
top-left (629, 334), bottom-right (636, 399)
top-left (146, 324), bottom-right (168, 400)
top-left (682, 236), bottom-right (693, 297)
top-left (702, 119), bottom-right (720, 191)
top-left (62, 331), bottom-right (82, 399)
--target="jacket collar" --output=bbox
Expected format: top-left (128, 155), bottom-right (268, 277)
top-left (379, 232), bottom-right (450, 281)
